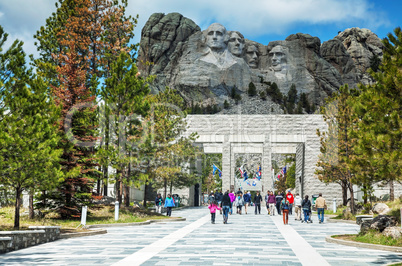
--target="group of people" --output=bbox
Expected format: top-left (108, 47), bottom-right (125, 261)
top-left (207, 189), bottom-right (326, 225)
top-left (154, 193), bottom-right (180, 217)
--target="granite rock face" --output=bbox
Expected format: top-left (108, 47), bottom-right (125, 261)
top-left (138, 13), bottom-right (383, 113)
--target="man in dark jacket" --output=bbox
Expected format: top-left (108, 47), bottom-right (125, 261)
top-left (215, 190), bottom-right (223, 214)
top-left (254, 191), bottom-right (263, 214)
top-left (221, 192), bottom-right (231, 224)
top-left (275, 192), bottom-right (283, 215)
top-left (243, 191), bottom-right (251, 214)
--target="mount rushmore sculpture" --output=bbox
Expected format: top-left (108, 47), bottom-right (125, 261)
top-left (137, 12), bottom-right (383, 113)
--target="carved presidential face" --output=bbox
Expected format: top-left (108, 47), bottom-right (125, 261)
top-left (246, 45), bottom-right (259, 68)
top-left (205, 23), bottom-right (227, 51)
top-left (228, 32), bottom-right (244, 57)
top-left (269, 45), bottom-right (287, 71)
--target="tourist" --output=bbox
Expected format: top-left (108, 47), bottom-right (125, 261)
top-left (235, 193), bottom-right (244, 214)
top-left (254, 191), bottom-right (263, 214)
top-left (208, 191), bottom-right (215, 204)
top-left (302, 195), bottom-right (312, 223)
top-left (275, 192), bottom-right (283, 215)
top-left (281, 198), bottom-right (290, 224)
top-left (294, 193), bottom-right (302, 221)
top-left (208, 200), bottom-right (221, 224)
top-left (268, 191), bottom-right (276, 216)
top-left (286, 190), bottom-right (294, 215)
top-left (155, 193), bottom-right (163, 214)
top-left (236, 188), bottom-right (242, 196)
top-left (243, 190), bottom-right (251, 214)
top-left (265, 190), bottom-right (270, 215)
top-left (164, 194), bottom-right (175, 217)
top-left (215, 190), bottom-right (223, 214)
top-left (229, 190), bottom-right (236, 214)
top-left (315, 193), bottom-right (326, 224)
top-left (221, 191), bottom-right (231, 224)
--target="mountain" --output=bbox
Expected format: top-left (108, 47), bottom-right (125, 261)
top-left (137, 13), bottom-right (383, 114)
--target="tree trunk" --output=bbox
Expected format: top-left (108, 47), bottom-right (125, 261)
top-left (170, 180), bottom-right (173, 195)
top-left (348, 183), bottom-right (355, 214)
top-left (143, 183), bottom-right (148, 208)
top-left (362, 185), bottom-right (368, 204)
top-left (389, 180), bottom-right (394, 201)
top-left (14, 187), bottom-right (22, 229)
top-left (124, 184), bottom-right (130, 207)
top-left (119, 179), bottom-right (123, 205)
top-left (96, 172), bottom-right (101, 195)
top-left (341, 181), bottom-right (348, 206)
top-left (163, 178), bottom-right (167, 199)
top-left (29, 192), bottom-right (34, 219)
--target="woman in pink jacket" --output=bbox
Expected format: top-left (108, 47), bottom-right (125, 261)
top-left (208, 200), bottom-right (221, 224)
top-left (229, 190), bottom-right (235, 214)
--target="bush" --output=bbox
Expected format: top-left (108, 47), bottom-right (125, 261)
top-left (248, 82), bottom-right (257, 97)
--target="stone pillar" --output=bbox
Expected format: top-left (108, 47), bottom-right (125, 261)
top-left (261, 135), bottom-right (272, 193)
top-left (222, 139), bottom-right (231, 192)
top-left (295, 143), bottom-right (305, 196)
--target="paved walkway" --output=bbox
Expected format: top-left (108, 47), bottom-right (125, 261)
top-left (1, 207), bottom-right (401, 265)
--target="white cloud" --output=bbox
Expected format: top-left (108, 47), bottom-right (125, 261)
top-left (0, 0), bottom-right (391, 57)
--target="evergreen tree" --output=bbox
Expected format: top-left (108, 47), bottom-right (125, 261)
top-left (248, 82), bottom-right (257, 97)
top-left (99, 51), bottom-right (151, 205)
top-left (0, 44), bottom-right (62, 228)
top-left (352, 27), bottom-right (401, 200)
top-left (316, 85), bottom-right (358, 211)
top-left (223, 100), bottom-right (230, 109)
top-left (369, 53), bottom-right (381, 73)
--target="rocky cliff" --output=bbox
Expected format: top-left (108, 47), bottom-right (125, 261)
top-left (137, 13), bottom-right (383, 114)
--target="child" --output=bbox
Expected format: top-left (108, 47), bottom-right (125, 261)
top-left (235, 194), bottom-right (244, 214)
top-left (208, 200), bottom-right (221, 224)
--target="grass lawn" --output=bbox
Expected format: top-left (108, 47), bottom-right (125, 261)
top-left (333, 230), bottom-right (402, 247)
top-left (0, 205), bottom-right (176, 232)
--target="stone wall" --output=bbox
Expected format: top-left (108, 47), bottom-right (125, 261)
top-left (0, 226), bottom-right (60, 254)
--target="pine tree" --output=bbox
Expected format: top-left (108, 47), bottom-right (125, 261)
top-left (316, 85), bottom-right (358, 211)
top-left (248, 82), bottom-right (257, 97)
top-left (352, 27), bottom-right (401, 200)
top-left (0, 43), bottom-right (62, 228)
top-left (99, 51), bottom-right (151, 205)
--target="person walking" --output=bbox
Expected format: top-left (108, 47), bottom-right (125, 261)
top-left (302, 195), bottom-right (312, 223)
top-left (243, 191), bottom-right (251, 214)
top-left (268, 191), bottom-right (276, 216)
top-left (208, 191), bottom-right (215, 204)
top-left (315, 193), bottom-right (326, 223)
top-left (281, 198), bottom-right (290, 224)
top-left (155, 193), bottom-right (163, 214)
top-left (215, 190), bottom-right (223, 214)
top-left (275, 192), bottom-right (283, 215)
top-left (208, 200), bottom-right (221, 224)
top-left (235, 194), bottom-right (244, 214)
top-left (254, 191), bottom-right (263, 214)
top-left (265, 191), bottom-right (270, 215)
top-left (221, 191), bottom-right (231, 224)
top-left (229, 190), bottom-right (235, 214)
top-left (294, 193), bottom-right (302, 221)
top-left (164, 194), bottom-right (175, 217)
top-left (286, 190), bottom-right (294, 215)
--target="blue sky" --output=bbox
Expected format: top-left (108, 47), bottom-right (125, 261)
top-left (0, 0), bottom-right (401, 58)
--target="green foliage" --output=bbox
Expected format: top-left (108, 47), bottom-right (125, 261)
top-left (369, 53), bottom-right (382, 72)
top-left (0, 37), bottom-right (62, 227)
top-left (201, 154), bottom-right (222, 193)
top-left (266, 82), bottom-right (282, 104)
top-left (248, 82), bottom-right (257, 97)
top-left (234, 93), bottom-right (242, 104)
top-left (355, 230), bottom-right (402, 247)
top-left (259, 90), bottom-right (267, 101)
top-left (285, 164), bottom-right (296, 189)
top-left (223, 100), bottom-right (230, 109)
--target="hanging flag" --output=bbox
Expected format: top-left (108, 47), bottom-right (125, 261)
top-left (277, 174), bottom-right (281, 180)
top-left (239, 165), bottom-right (244, 177)
top-left (243, 170), bottom-right (249, 181)
top-left (256, 166), bottom-right (261, 180)
top-left (283, 166), bottom-right (287, 174)
top-left (219, 171), bottom-right (222, 178)
top-left (212, 164), bottom-right (221, 176)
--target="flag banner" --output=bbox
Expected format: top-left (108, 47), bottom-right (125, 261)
top-left (212, 164), bottom-right (221, 176)
top-left (219, 171), bottom-right (222, 178)
top-left (283, 166), bottom-right (287, 174)
top-left (256, 166), bottom-right (261, 180)
top-left (243, 170), bottom-right (249, 181)
top-left (236, 177), bottom-right (262, 191)
top-left (239, 165), bottom-right (244, 177)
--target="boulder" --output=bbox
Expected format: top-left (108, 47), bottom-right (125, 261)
top-left (382, 226), bottom-right (402, 239)
top-left (370, 215), bottom-right (397, 232)
top-left (373, 203), bottom-right (390, 215)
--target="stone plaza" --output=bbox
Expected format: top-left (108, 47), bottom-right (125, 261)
top-left (1, 207), bottom-right (401, 265)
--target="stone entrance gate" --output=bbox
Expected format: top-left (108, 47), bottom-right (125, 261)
top-left (183, 114), bottom-right (340, 200)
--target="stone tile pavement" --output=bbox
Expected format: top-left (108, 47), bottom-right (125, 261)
top-left (0, 207), bottom-right (401, 265)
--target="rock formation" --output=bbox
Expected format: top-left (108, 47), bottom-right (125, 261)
top-left (137, 13), bottom-right (384, 114)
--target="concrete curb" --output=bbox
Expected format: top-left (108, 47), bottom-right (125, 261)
top-left (60, 228), bottom-right (107, 239)
top-left (87, 217), bottom-right (186, 228)
top-left (327, 218), bottom-right (356, 224)
top-left (326, 235), bottom-right (402, 253)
